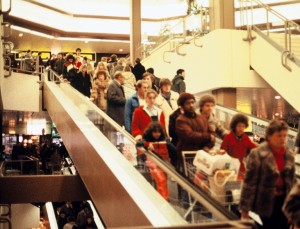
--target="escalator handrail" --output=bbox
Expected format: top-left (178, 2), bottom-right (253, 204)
top-left (144, 149), bottom-right (238, 221)
top-left (45, 71), bottom-right (237, 221)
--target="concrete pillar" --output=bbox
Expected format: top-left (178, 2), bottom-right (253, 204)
top-left (130, 0), bottom-right (142, 65)
top-left (209, 0), bottom-right (235, 30)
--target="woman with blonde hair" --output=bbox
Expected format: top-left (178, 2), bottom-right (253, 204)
top-left (94, 61), bottom-right (110, 81)
top-left (90, 70), bottom-right (109, 111)
top-left (76, 64), bottom-right (91, 97)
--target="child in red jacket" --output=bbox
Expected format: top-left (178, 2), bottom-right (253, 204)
top-left (136, 122), bottom-right (177, 201)
top-left (220, 113), bottom-right (256, 177)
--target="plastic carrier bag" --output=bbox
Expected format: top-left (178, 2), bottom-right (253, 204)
top-left (193, 150), bottom-right (240, 175)
top-left (208, 170), bottom-right (237, 203)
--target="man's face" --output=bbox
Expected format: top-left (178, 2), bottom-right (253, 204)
top-left (146, 92), bottom-right (156, 107)
top-left (201, 102), bottom-right (215, 116)
top-left (235, 123), bottom-right (246, 137)
top-left (144, 76), bottom-right (152, 87)
top-left (183, 99), bottom-right (195, 114)
top-left (181, 71), bottom-right (185, 78)
top-left (118, 74), bottom-right (125, 85)
top-left (161, 84), bottom-right (171, 94)
top-left (137, 83), bottom-right (149, 97)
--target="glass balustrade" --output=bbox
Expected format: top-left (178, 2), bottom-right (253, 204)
top-left (46, 70), bottom-right (260, 227)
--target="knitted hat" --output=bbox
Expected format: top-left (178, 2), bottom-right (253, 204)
top-left (177, 92), bottom-right (195, 106)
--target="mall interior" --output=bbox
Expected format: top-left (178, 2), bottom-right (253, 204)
top-left (0, 0), bottom-right (300, 228)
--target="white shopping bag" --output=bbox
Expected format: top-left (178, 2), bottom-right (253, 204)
top-left (193, 150), bottom-right (240, 175)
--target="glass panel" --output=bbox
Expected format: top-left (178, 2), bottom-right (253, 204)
top-left (48, 77), bottom-right (241, 224)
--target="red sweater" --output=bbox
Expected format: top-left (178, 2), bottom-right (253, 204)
top-left (221, 131), bottom-right (256, 173)
top-left (270, 146), bottom-right (285, 195)
top-left (131, 105), bottom-right (165, 137)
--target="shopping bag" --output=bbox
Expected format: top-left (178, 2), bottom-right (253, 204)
top-left (193, 150), bottom-right (240, 175)
top-left (208, 170), bottom-right (237, 203)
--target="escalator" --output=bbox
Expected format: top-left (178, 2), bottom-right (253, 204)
top-left (43, 70), bottom-right (256, 228)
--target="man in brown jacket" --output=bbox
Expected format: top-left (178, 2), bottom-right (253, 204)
top-left (175, 92), bottom-right (216, 172)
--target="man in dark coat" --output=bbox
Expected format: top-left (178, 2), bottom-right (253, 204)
top-left (131, 58), bottom-right (145, 81)
top-left (171, 69), bottom-right (186, 94)
top-left (107, 71), bottom-right (126, 126)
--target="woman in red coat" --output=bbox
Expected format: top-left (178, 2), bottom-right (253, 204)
top-left (132, 89), bottom-right (166, 142)
top-left (220, 113), bottom-right (256, 176)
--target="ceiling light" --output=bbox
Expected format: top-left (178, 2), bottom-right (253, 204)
top-left (119, 49), bottom-right (123, 52)
top-left (275, 113), bottom-right (279, 116)
top-left (275, 95), bottom-right (281, 99)
top-left (18, 33), bottom-right (23, 37)
top-left (12, 25), bottom-right (54, 39)
top-left (57, 37), bottom-right (129, 43)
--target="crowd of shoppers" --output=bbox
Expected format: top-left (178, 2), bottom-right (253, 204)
top-left (47, 50), bottom-right (300, 229)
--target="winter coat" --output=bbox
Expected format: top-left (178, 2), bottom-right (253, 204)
top-left (54, 58), bottom-right (65, 75)
top-left (239, 142), bottom-right (295, 218)
top-left (176, 112), bottom-right (213, 153)
top-left (131, 63), bottom-right (145, 81)
top-left (106, 80), bottom-right (126, 126)
top-left (123, 71), bottom-right (136, 89)
top-left (76, 72), bottom-right (92, 97)
top-left (155, 91), bottom-right (179, 136)
top-left (171, 75), bottom-right (186, 94)
top-left (176, 112), bottom-right (214, 171)
top-left (221, 131), bottom-right (256, 173)
top-left (62, 62), bottom-right (78, 88)
top-left (90, 79), bottom-right (108, 111)
top-left (282, 181), bottom-right (300, 227)
top-left (131, 105), bottom-right (165, 137)
top-left (136, 137), bottom-right (178, 167)
top-left (208, 113), bottom-right (229, 139)
top-left (168, 108), bottom-right (182, 146)
top-left (124, 93), bottom-right (140, 133)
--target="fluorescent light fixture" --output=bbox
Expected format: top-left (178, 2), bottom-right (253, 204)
top-left (11, 25), bottom-right (130, 43)
top-left (275, 95), bottom-right (281, 99)
top-left (56, 37), bottom-right (130, 43)
top-left (12, 25), bottom-right (54, 39)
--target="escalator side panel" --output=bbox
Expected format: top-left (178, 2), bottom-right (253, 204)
top-left (43, 82), bottom-right (152, 228)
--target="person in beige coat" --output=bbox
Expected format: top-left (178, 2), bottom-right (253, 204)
top-left (90, 70), bottom-right (109, 111)
top-left (155, 78), bottom-right (179, 137)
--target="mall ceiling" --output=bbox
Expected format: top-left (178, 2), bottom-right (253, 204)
top-left (2, 0), bottom-right (300, 54)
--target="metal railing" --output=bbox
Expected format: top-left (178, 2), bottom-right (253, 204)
top-left (0, 204), bottom-right (12, 229)
top-left (2, 156), bottom-right (40, 176)
top-left (239, 0), bottom-right (300, 71)
top-left (44, 69), bottom-right (259, 228)
top-left (136, 8), bottom-right (209, 61)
